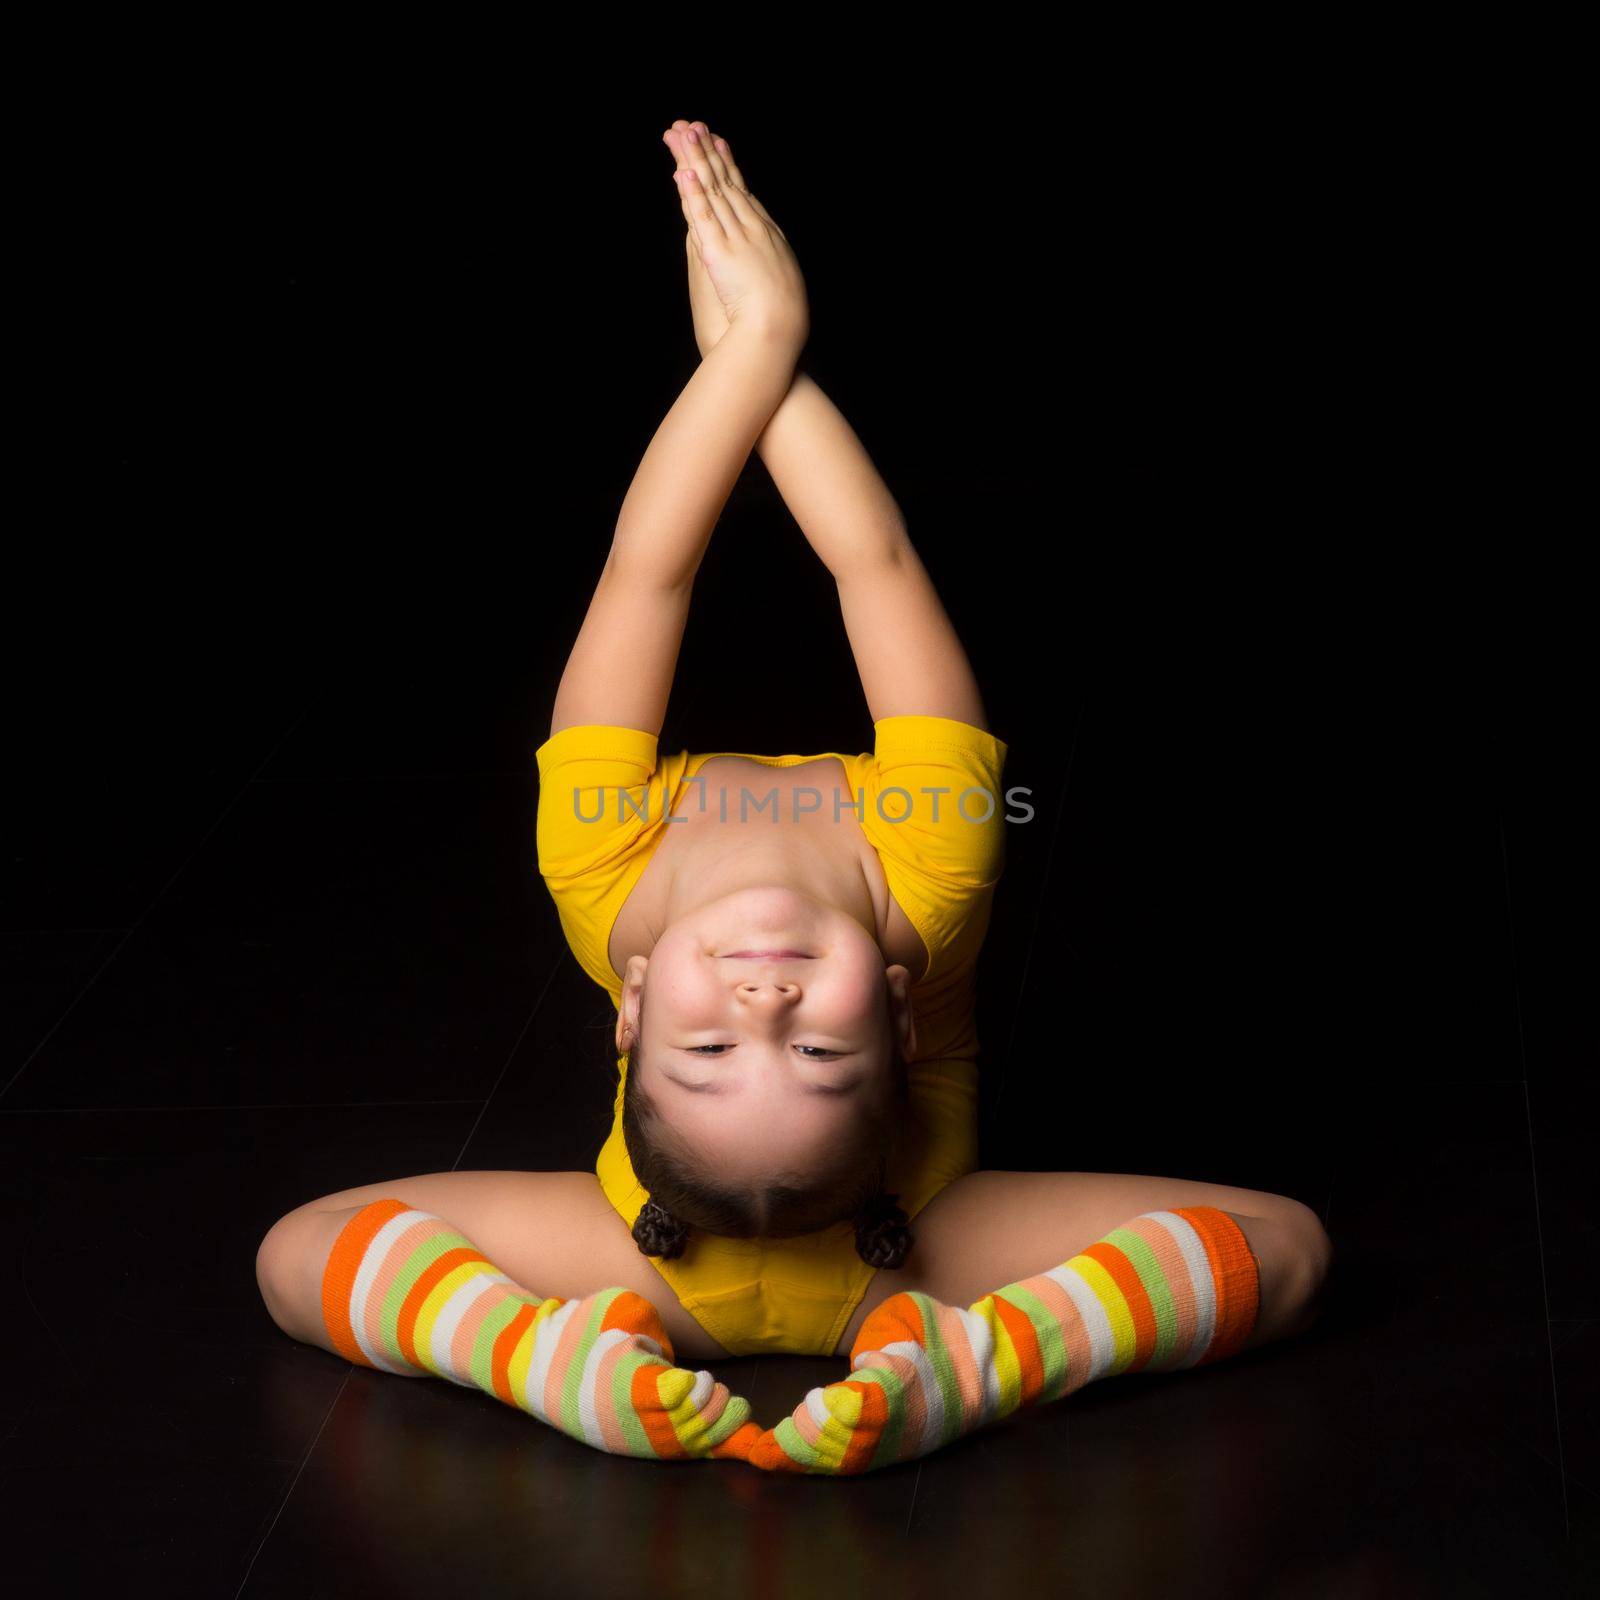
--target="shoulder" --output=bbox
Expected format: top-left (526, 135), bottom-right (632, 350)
top-left (536, 725), bottom-right (688, 878)
top-left (873, 714), bottom-right (1008, 769)
top-left (864, 716), bottom-right (1009, 905)
top-left (537, 723), bottom-right (661, 782)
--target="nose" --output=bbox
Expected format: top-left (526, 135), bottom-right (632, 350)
top-left (732, 976), bottom-right (802, 1007)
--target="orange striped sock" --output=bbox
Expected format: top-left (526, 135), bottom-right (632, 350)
top-left (748, 1205), bottom-right (1260, 1474)
top-left (320, 1197), bottom-right (759, 1462)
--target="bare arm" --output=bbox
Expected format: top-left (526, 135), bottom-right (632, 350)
top-left (551, 145), bottom-right (810, 741)
top-left (753, 371), bottom-right (988, 730)
top-left (549, 320), bottom-right (801, 739)
top-left (665, 120), bottom-right (987, 731)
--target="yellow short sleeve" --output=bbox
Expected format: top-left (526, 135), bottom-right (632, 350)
top-left (534, 724), bottom-right (675, 999)
top-left (862, 715), bottom-right (1009, 987)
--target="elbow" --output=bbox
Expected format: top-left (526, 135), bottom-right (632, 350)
top-left (832, 524), bottom-right (917, 583)
top-left (600, 542), bottom-right (695, 597)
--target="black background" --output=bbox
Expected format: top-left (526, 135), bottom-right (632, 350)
top-left (20, 92), bottom-right (1587, 1156)
top-left (4, 72), bottom-right (1595, 1593)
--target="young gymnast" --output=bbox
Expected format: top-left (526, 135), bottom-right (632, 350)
top-left (255, 119), bottom-right (1333, 1474)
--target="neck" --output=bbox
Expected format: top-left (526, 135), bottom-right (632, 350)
top-left (662, 831), bottom-right (885, 951)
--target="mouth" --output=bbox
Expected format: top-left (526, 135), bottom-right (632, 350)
top-left (716, 950), bottom-right (815, 960)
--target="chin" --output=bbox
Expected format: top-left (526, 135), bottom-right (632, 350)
top-left (714, 885), bottom-right (820, 933)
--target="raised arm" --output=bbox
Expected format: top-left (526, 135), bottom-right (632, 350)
top-left (665, 121), bottom-right (988, 732)
top-left (549, 153), bottom-right (809, 739)
top-left (754, 373), bottom-right (988, 731)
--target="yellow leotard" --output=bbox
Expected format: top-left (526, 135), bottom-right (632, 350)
top-left (534, 715), bottom-right (1008, 1356)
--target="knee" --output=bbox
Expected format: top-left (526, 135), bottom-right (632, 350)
top-left (255, 1212), bottom-right (301, 1335)
top-left (256, 1205), bottom-right (338, 1344)
top-left (1269, 1198), bottom-right (1334, 1341)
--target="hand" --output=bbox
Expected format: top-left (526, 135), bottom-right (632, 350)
top-left (684, 232), bottom-right (728, 360)
top-left (662, 119), bottom-right (809, 350)
top-left (667, 119), bottom-right (768, 356)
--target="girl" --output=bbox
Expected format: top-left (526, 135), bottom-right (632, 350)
top-left (255, 120), bottom-right (1332, 1475)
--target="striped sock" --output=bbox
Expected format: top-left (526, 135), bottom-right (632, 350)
top-left (747, 1204), bottom-right (1260, 1474)
top-left (320, 1197), bottom-right (760, 1462)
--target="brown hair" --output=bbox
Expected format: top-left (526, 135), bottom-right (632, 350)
top-left (621, 986), bottom-right (916, 1270)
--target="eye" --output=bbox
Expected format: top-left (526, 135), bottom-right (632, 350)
top-left (682, 1043), bottom-right (845, 1059)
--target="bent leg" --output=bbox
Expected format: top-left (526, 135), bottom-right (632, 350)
top-left (257, 1169), bottom-right (731, 1363)
top-left (753, 1172), bottom-right (1332, 1474)
top-left (839, 1170), bottom-right (1333, 1357)
top-left (255, 1171), bottom-right (756, 1462)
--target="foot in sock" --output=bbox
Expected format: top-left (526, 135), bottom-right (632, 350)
top-left (746, 1204), bottom-right (1261, 1474)
top-left (320, 1197), bottom-right (760, 1462)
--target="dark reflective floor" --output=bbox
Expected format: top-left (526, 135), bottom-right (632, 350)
top-left (2, 619), bottom-right (1593, 1599)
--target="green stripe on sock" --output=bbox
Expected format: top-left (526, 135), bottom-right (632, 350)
top-left (702, 1392), bottom-right (751, 1451)
top-left (1104, 1226), bottom-right (1182, 1368)
top-left (558, 1290), bottom-right (615, 1437)
top-left (342, 1203), bottom-right (751, 1465)
top-left (906, 1292), bottom-right (968, 1450)
top-left (466, 1293), bottom-right (530, 1395)
top-left (607, 1347), bottom-right (660, 1456)
top-left (775, 1414), bottom-right (824, 1470)
top-left (853, 1364), bottom-right (910, 1470)
top-left (997, 1281), bottom-right (1072, 1407)
top-left (375, 1227), bottom-right (468, 1366)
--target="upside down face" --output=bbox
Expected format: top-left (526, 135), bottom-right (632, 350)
top-left (616, 887), bottom-right (915, 1185)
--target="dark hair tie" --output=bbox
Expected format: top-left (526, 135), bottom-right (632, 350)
top-left (632, 1198), bottom-right (690, 1261)
top-left (854, 1190), bottom-right (913, 1271)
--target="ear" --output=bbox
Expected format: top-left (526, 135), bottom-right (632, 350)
top-left (884, 964), bottom-right (918, 1060)
top-left (615, 955), bottom-right (648, 1054)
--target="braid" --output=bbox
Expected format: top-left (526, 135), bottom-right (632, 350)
top-left (632, 1198), bottom-right (691, 1261)
top-left (853, 1190), bottom-right (913, 1270)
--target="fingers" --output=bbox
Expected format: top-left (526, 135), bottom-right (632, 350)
top-left (693, 121), bottom-right (744, 203)
top-left (663, 123), bottom-right (718, 246)
top-left (692, 122), bottom-right (770, 235)
top-left (674, 162), bottom-right (727, 247)
top-left (672, 124), bottom-right (740, 237)
top-left (701, 124), bottom-right (787, 239)
top-left (665, 120), bottom-right (767, 238)
top-left (705, 128), bottom-right (746, 192)
top-left (665, 124), bottom-right (733, 248)
top-left (662, 123), bottom-right (698, 231)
